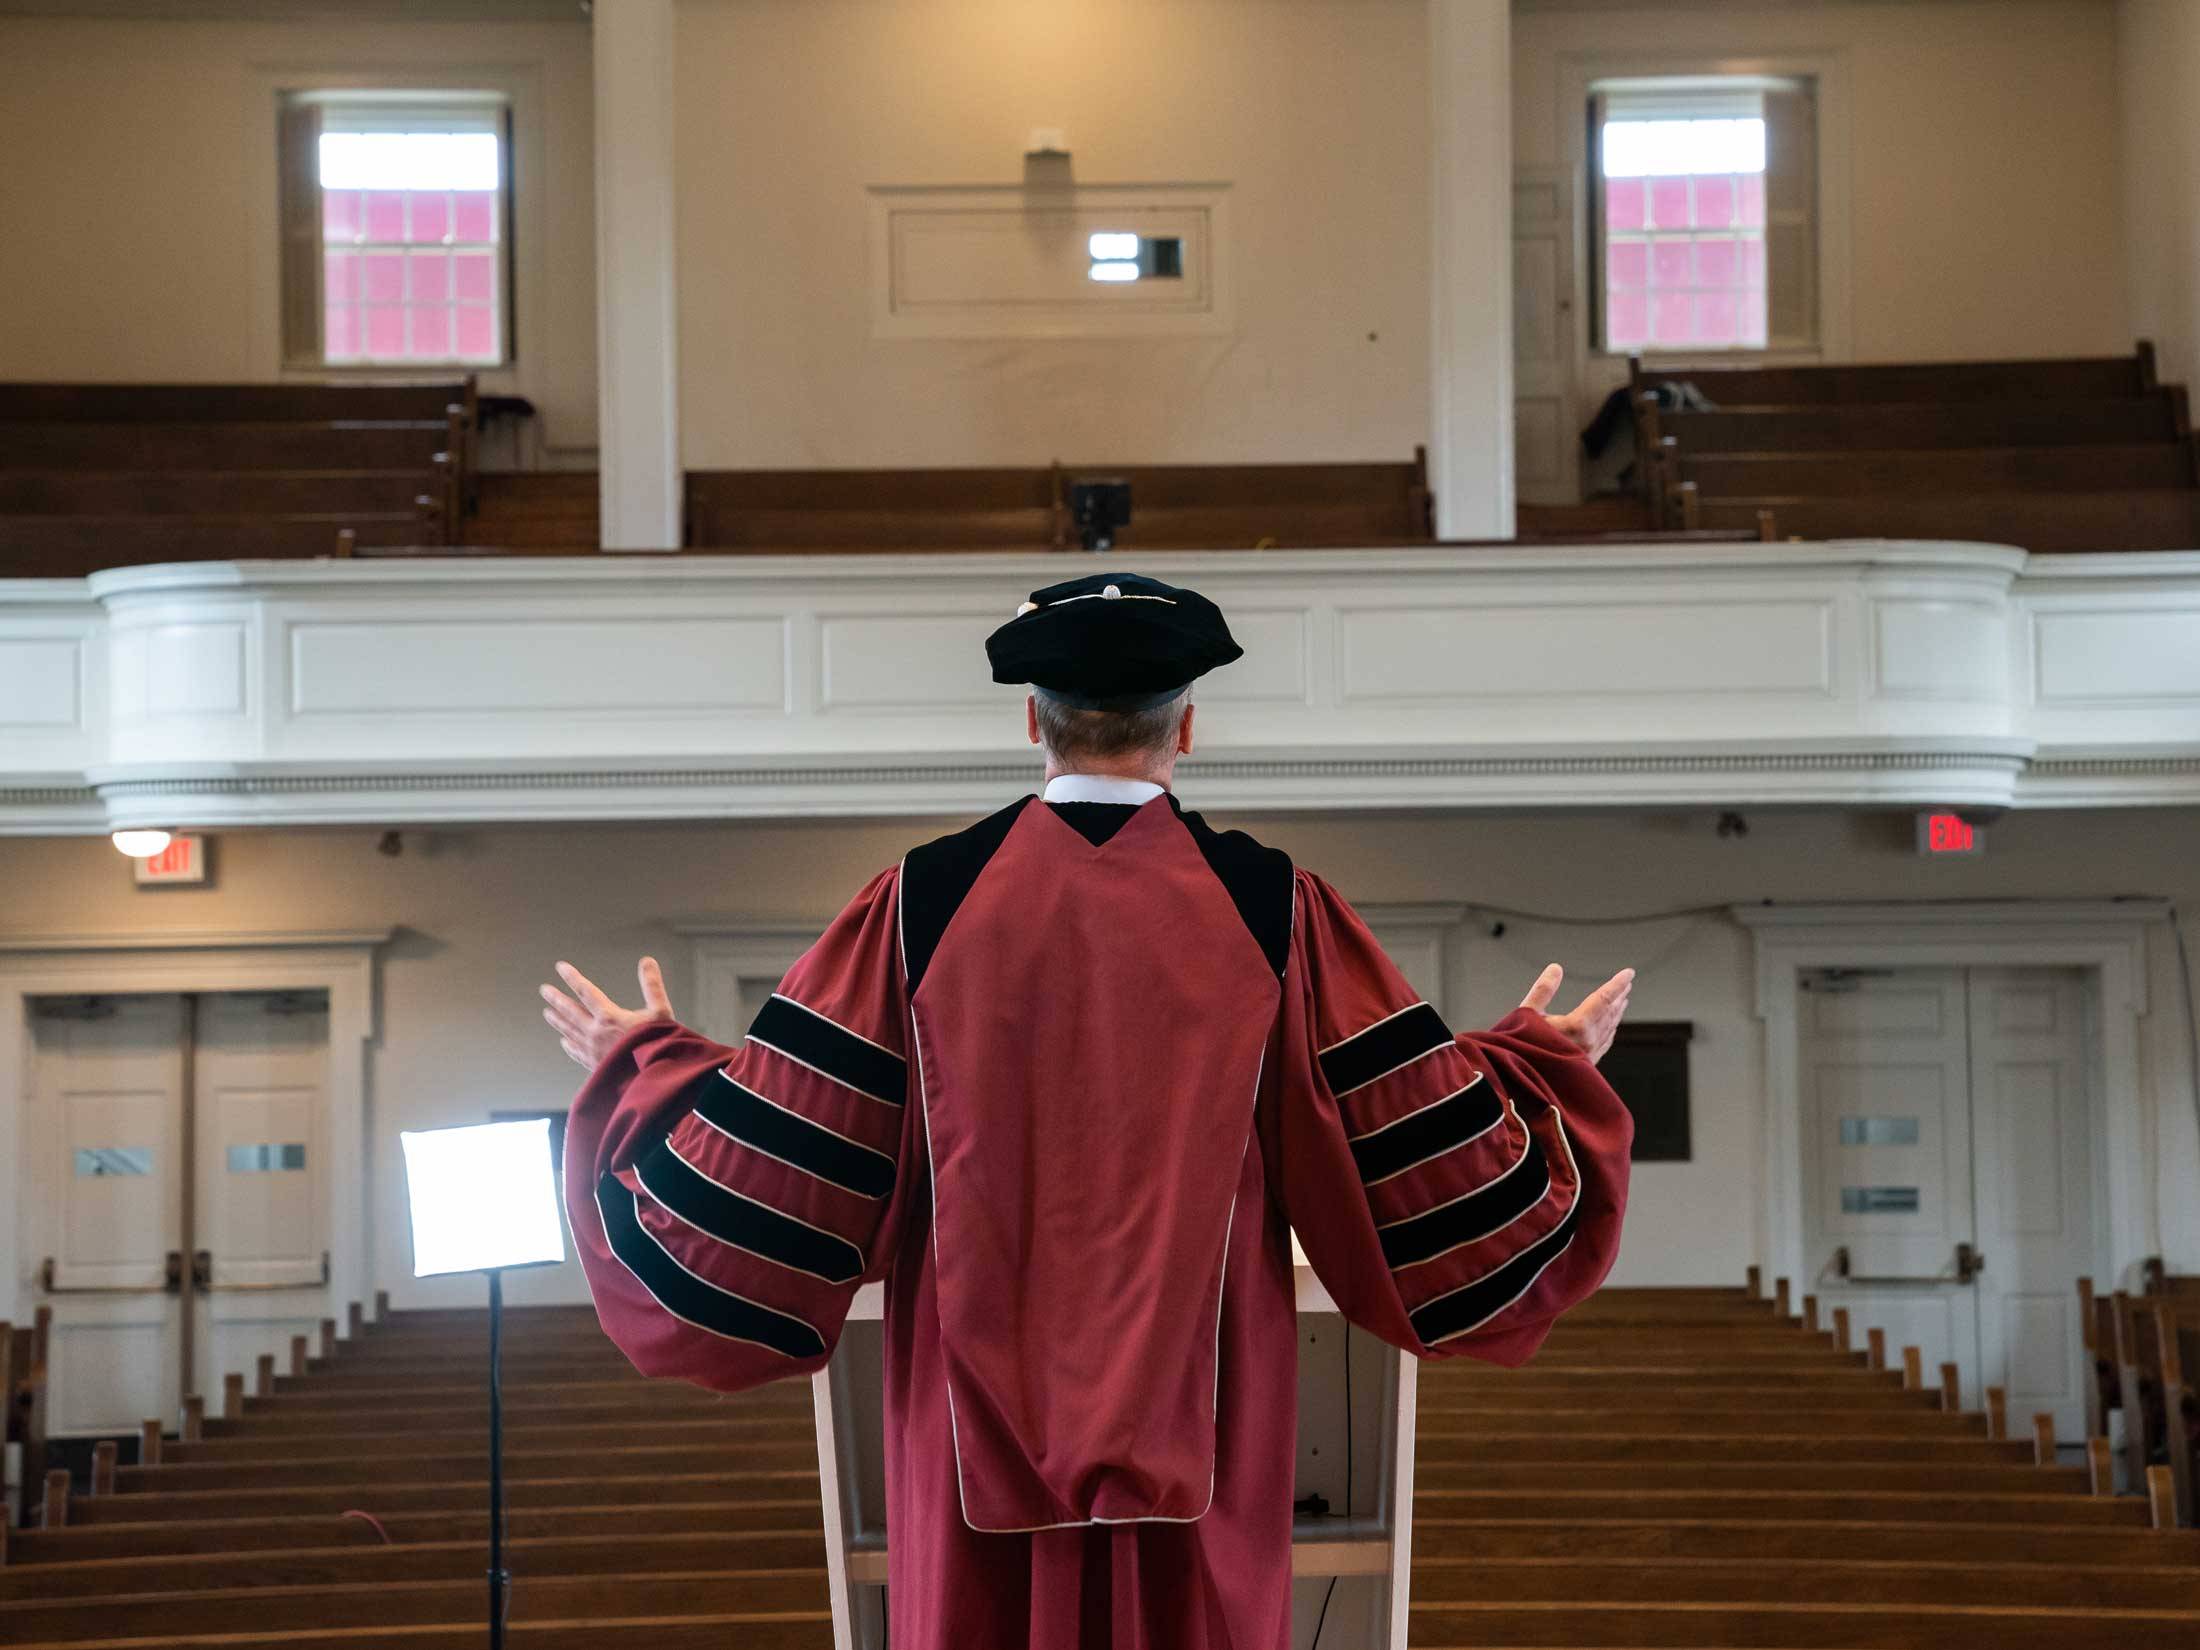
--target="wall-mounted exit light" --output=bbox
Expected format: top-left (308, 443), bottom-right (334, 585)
top-left (1916, 812), bottom-right (1984, 857)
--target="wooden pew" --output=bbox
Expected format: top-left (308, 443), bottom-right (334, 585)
top-left (1656, 396), bottom-right (2187, 454)
top-left (19, 1281), bottom-right (2196, 1650)
top-left (3, 1309), bottom-right (52, 1528)
top-left (1413, 1268), bottom-right (2200, 1650)
top-left (1673, 444), bottom-right (2199, 495)
top-left (0, 513), bottom-right (430, 578)
top-left (0, 420), bottom-right (458, 473)
top-left (1699, 490), bottom-right (2200, 552)
top-left (0, 470), bottom-right (444, 517)
top-left (0, 382), bottom-right (472, 425)
top-left (682, 454), bottom-right (1435, 549)
top-left (1630, 345), bottom-right (2156, 407)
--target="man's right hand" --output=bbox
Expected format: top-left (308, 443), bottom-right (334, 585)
top-left (1519, 963), bottom-right (1633, 1065)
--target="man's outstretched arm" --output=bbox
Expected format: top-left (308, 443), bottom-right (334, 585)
top-left (1266, 870), bottom-right (1634, 1367)
top-left (542, 870), bottom-right (913, 1392)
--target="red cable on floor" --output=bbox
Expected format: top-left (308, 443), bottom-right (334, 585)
top-left (339, 1509), bottom-right (392, 1544)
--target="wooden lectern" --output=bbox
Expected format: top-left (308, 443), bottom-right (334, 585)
top-left (809, 1241), bottom-right (1418, 1649)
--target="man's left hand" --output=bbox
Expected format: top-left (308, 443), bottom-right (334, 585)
top-left (540, 957), bottom-right (675, 1069)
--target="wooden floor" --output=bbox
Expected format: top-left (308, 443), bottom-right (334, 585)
top-left (3, 1283), bottom-right (2194, 1647)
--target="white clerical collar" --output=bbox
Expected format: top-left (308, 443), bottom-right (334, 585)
top-left (1043, 774), bottom-right (1166, 806)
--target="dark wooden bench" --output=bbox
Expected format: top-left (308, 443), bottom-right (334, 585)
top-left (0, 514), bottom-right (431, 578)
top-left (0, 381), bottom-right (479, 576)
top-left (684, 454), bottom-right (1435, 550)
top-left (1624, 347), bottom-right (2200, 552)
top-left (3, 1311), bottom-right (52, 1529)
top-left (1632, 345), bottom-right (2157, 407)
top-left (1651, 396), bottom-right (2187, 456)
top-left (1700, 489), bottom-right (2200, 551)
top-left (1673, 444), bottom-right (2199, 495)
top-left (0, 421), bottom-right (457, 473)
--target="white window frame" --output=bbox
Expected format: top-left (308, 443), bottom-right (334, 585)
top-left (245, 64), bottom-right (548, 389)
top-left (1558, 48), bottom-right (1853, 368)
top-left (307, 93), bottom-right (512, 370)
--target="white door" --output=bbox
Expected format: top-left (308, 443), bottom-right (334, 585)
top-left (1966, 969), bottom-right (2096, 1439)
top-left (1513, 165), bottom-right (1581, 507)
top-left (29, 995), bottom-right (189, 1436)
top-left (191, 991), bottom-right (334, 1397)
top-left (1799, 966), bottom-right (2098, 1439)
top-left (1799, 968), bottom-right (1983, 1403)
top-left (29, 991), bottom-right (334, 1437)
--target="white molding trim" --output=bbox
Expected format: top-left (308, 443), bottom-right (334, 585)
top-left (593, 0), bottom-right (681, 549)
top-left (676, 920), bottom-right (822, 1046)
top-left (1736, 900), bottom-right (2166, 1295)
top-left (1430, 0), bottom-right (1516, 538)
top-left (0, 931), bottom-right (389, 1334)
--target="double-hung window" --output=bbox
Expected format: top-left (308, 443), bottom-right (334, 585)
top-left (1592, 77), bottom-right (1817, 355)
top-left (280, 92), bottom-right (511, 369)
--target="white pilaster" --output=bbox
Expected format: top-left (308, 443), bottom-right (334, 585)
top-left (1429, 0), bottom-right (1515, 539)
top-left (593, 0), bottom-right (683, 550)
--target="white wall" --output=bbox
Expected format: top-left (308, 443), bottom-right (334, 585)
top-left (2119, 0), bottom-right (2200, 394)
top-left (3, 805), bottom-right (2194, 1313)
top-left (0, 10), bottom-right (599, 455)
top-left (0, 1), bottom-right (2152, 478)
top-left (671, 0), bottom-right (1432, 469)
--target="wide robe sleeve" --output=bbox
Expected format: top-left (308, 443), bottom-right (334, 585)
top-left (563, 869), bottom-right (912, 1392)
top-left (1265, 869), bottom-right (1632, 1367)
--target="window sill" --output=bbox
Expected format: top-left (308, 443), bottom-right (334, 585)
top-left (1602, 347), bottom-right (1826, 367)
top-left (281, 361), bottom-right (515, 383)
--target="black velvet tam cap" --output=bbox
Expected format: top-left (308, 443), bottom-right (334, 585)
top-left (985, 572), bottom-right (1243, 711)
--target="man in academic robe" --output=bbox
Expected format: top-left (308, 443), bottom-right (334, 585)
top-left (541, 571), bottom-right (1635, 1650)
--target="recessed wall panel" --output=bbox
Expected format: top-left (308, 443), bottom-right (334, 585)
top-left (290, 619), bottom-right (787, 715)
top-left (1339, 601), bottom-right (1832, 701)
top-left (0, 638), bottom-right (82, 727)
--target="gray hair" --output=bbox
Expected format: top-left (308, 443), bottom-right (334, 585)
top-left (1033, 690), bottom-right (1189, 765)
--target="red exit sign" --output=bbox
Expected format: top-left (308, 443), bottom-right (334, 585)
top-left (135, 834), bottom-right (207, 885)
top-left (1917, 813), bottom-right (1983, 857)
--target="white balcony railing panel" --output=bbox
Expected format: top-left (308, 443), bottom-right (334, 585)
top-left (4, 542), bottom-right (2196, 832)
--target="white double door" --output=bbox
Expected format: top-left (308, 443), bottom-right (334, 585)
top-left (1798, 966), bottom-right (2098, 1440)
top-left (28, 990), bottom-right (334, 1437)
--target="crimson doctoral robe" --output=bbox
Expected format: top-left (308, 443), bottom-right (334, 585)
top-left (565, 792), bottom-right (1632, 1649)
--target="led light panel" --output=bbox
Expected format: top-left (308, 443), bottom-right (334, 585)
top-left (400, 1118), bottom-right (566, 1277)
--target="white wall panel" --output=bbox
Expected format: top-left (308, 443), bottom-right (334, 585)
top-left (290, 618), bottom-right (787, 717)
top-left (2033, 608), bottom-right (2200, 702)
top-left (819, 615), bottom-right (1009, 713)
top-left (0, 638), bottom-right (82, 729)
top-left (1872, 600), bottom-right (2005, 702)
top-left (1338, 599), bottom-right (1834, 703)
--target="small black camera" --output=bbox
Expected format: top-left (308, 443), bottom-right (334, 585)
top-left (1069, 480), bottom-right (1132, 553)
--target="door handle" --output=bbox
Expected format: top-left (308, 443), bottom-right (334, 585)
top-left (193, 1249), bottom-right (330, 1292)
top-left (1829, 1243), bottom-right (1985, 1287)
top-left (38, 1252), bottom-right (186, 1296)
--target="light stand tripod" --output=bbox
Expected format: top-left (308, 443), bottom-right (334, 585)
top-left (486, 1267), bottom-right (509, 1650)
top-left (397, 1119), bottom-right (567, 1650)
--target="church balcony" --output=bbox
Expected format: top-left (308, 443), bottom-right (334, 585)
top-left (3, 543), bottom-right (2197, 834)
